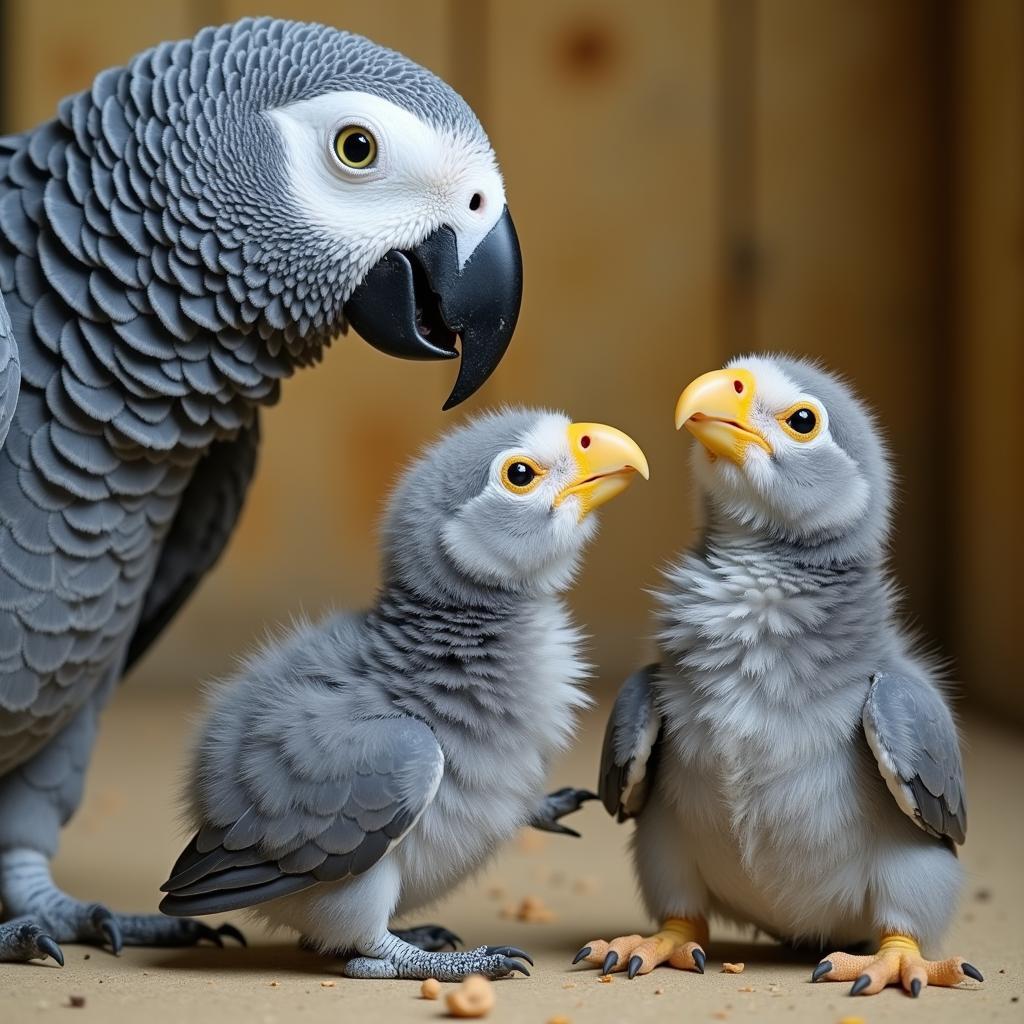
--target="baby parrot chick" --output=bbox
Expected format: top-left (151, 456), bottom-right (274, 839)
top-left (161, 407), bottom-right (647, 980)
top-left (575, 356), bottom-right (979, 998)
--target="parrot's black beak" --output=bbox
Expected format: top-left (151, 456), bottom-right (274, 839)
top-left (343, 207), bottom-right (523, 409)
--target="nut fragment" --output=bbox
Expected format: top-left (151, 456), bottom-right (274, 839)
top-left (446, 974), bottom-right (496, 1018)
top-left (501, 894), bottom-right (556, 923)
top-left (68, 996), bottom-right (86, 1009)
top-left (320, 980), bottom-right (335, 988)
top-left (547, 1017), bottom-right (572, 1024)
top-left (721, 962), bottom-right (745, 974)
top-left (420, 978), bottom-right (442, 1000)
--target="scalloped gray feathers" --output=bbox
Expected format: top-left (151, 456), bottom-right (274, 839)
top-left (0, 19), bottom-right (482, 785)
top-left (0, 291), bottom-right (19, 450)
top-left (863, 672), bottom-right (967, 846)
top-left (160, 715), bottom-right (444, 916)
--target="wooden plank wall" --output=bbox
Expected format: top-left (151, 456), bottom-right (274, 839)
top-left (1, 1), bottom-right (1020, 717)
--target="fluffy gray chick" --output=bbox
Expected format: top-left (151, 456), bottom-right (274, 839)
top-left (575, 356), bottom-right (981, 999)
top-left (161, 407), bottom-right (648, 980)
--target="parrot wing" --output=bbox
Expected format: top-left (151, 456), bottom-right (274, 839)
top-left (599, 663), bottom-right (662, 822)
top-left (0, 291), bottom-right (21, 450)
top-left (862, 671), bottom-right (967, 845)
top-left (123, 418), bottom-right (259, 673)
top-left (160, 714), bottom-right (444, 916)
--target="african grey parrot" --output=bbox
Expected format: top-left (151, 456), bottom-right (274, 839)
top-left (158, 407), bottom-right (649, 980)
top-left (0, 17), bottom-right (524, 966)
top-left (574, 356), bottom-right (982, 998)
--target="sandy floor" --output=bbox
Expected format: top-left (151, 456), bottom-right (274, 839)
top-left (1, 686), bottom-right (1021, 1023)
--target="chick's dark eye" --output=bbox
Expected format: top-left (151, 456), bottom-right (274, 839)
top-left (506, 462), bottom-right (536, 488)
top-left (786, 408), bottom-right (817, 434)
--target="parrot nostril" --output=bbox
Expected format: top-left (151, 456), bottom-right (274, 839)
top-left (580, 435), bottom-right (591, 449)
top-left (734, 379), bottom-right (744, 394)
top-left (469, 192), bottom-right (483, 212)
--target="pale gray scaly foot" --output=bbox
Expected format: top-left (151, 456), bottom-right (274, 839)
top-left (300, 923), bottom-right (461, 956)
top-left (344, 935), bottom-right (532, 981)
top-left (0, 850), bottom-right (244, 960)
top-left (0, 917), bottom-right (64, 965)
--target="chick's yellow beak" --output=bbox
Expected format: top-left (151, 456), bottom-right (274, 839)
top-left (555, 422), bottom-right (649, 518)
top-left (674, 368), bottom-right (772, 465)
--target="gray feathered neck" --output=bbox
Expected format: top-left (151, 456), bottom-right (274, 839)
top-left (4, 17), bottom-right (476, 459)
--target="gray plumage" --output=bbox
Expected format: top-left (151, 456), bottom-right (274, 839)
top-left (0, 17), bottom-right (511, 963)
top-left (162, 407), bottom-right (641, 980)
top-left (601, 355), bottom-right (965, 952)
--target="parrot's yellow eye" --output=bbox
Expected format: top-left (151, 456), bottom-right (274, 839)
top-left (333, 126), bottom-right (378, 169)
top-left (777, 403), bottom-right (822, 442)
top-left (500, 456), bottom-right (544, 494)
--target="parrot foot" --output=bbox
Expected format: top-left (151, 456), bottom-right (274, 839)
top-left (0, 917), bottom-right (64, 965)
top-left (300, 923), bottom-right (462, 956)
top-left (0, 848), bottom-right (245, 956)
top-left (572, 916), bottom-right (709, 978)
top-left (392, 923), bottom-right (463, 951)
top-left (529, 786), bottom-right (599, 837)
top-left (344, 941), bottom-right (532, 981)
top-left (812, 932), bottom-right (983, 996)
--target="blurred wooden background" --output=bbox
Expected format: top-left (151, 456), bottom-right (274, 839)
top-left (2, 0), bottom-right (1021, 718)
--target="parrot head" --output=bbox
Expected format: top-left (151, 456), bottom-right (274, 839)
top-left (382, 408), bottom-right (649, 597)
top-left (674, 356), bottom-right (892, 555)
top-left (134, 18), bottom-right (521, 407)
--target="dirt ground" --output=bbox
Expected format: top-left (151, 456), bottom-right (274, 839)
top-left (2, 686), bottom-right (1021, 1023)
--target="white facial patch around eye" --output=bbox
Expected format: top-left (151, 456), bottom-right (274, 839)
top-left (269, 91), bottom-right (507, 272)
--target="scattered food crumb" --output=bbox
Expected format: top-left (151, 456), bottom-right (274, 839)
top-left (82, 954), bottom-right (90, 961)
top-left (654, 987), bottom-right (664, 995)
top-left (546, 1017), bottom-right (571, 1024)
top-left (320, 980), bottom-right (335, 988)
top-left (712, 1013), bottom-right (729, 1021)
top-left (420, 978), bottom-right (441, 1000)
top-left (446, 974), bottom-right (495, 1018)
top-left (974, 887), bottom-right (992, 902)
top-left (269, 981), bottom-right (280, 987)
top-left (501, 894), bottom-right (557, 923)
top-left (561, 981), bottom-right (577, 990)
top-left (68, 995), bottom-right (86, 1008)
top-left (839, 1017), bottom-right (867, 1024)
top-left (721, 962), bottom-right (745, 974)
top-left (737, 985), bottom-right (755, 992)
top-left (598, 975), bottom-right (613, 984)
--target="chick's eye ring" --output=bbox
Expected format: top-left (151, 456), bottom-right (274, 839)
top-left (778, 403), bottom-right (822, 442)
top-left (500, 456), bottom-right (544, 494)
top-left (333, 125), bottom-right (378, 169)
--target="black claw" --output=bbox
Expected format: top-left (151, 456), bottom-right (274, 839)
top-left (911, 978), bottom-right (922, 997)
top-left (812, 960), bottom-right (833, 983)
top-left (199, 924), bottom-right (224, 948)
top-left (503, 957), bottom-right (530, 977)
top-left (602, 950), bottom-right (619, 976)
top-left (692, 947), bottom-right (706, 974)
top-left (485, 946), bottom-right (533, 966)
top-left (850, 974), bottom-right (871, 996)
top-left (36, 935), bottom-right (64, 967)
top-left (101, 917), bottom-right (123, 955)
top-left (962, 962), bottom-right (984, 982)
top-left (572, 945), bottom-right (591, 965)
top-left (627, 955), bottom-right (643, 979)
top-left (217, 923), bottom-right (247, 947)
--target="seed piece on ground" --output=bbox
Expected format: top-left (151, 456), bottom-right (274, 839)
top-left (420, 978), bottom-right (441, 1000)
top-left (446, 974), bottom-right (496, 1018)
top-left (721, 962), bottom-right (745, 974)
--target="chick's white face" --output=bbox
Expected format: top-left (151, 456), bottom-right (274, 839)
top-left (682, 357), bottom-right (870, 540)
top-left (270, 90), bottom-right (506, 288)
top-left (442, 414), bottom-right (649, 593)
